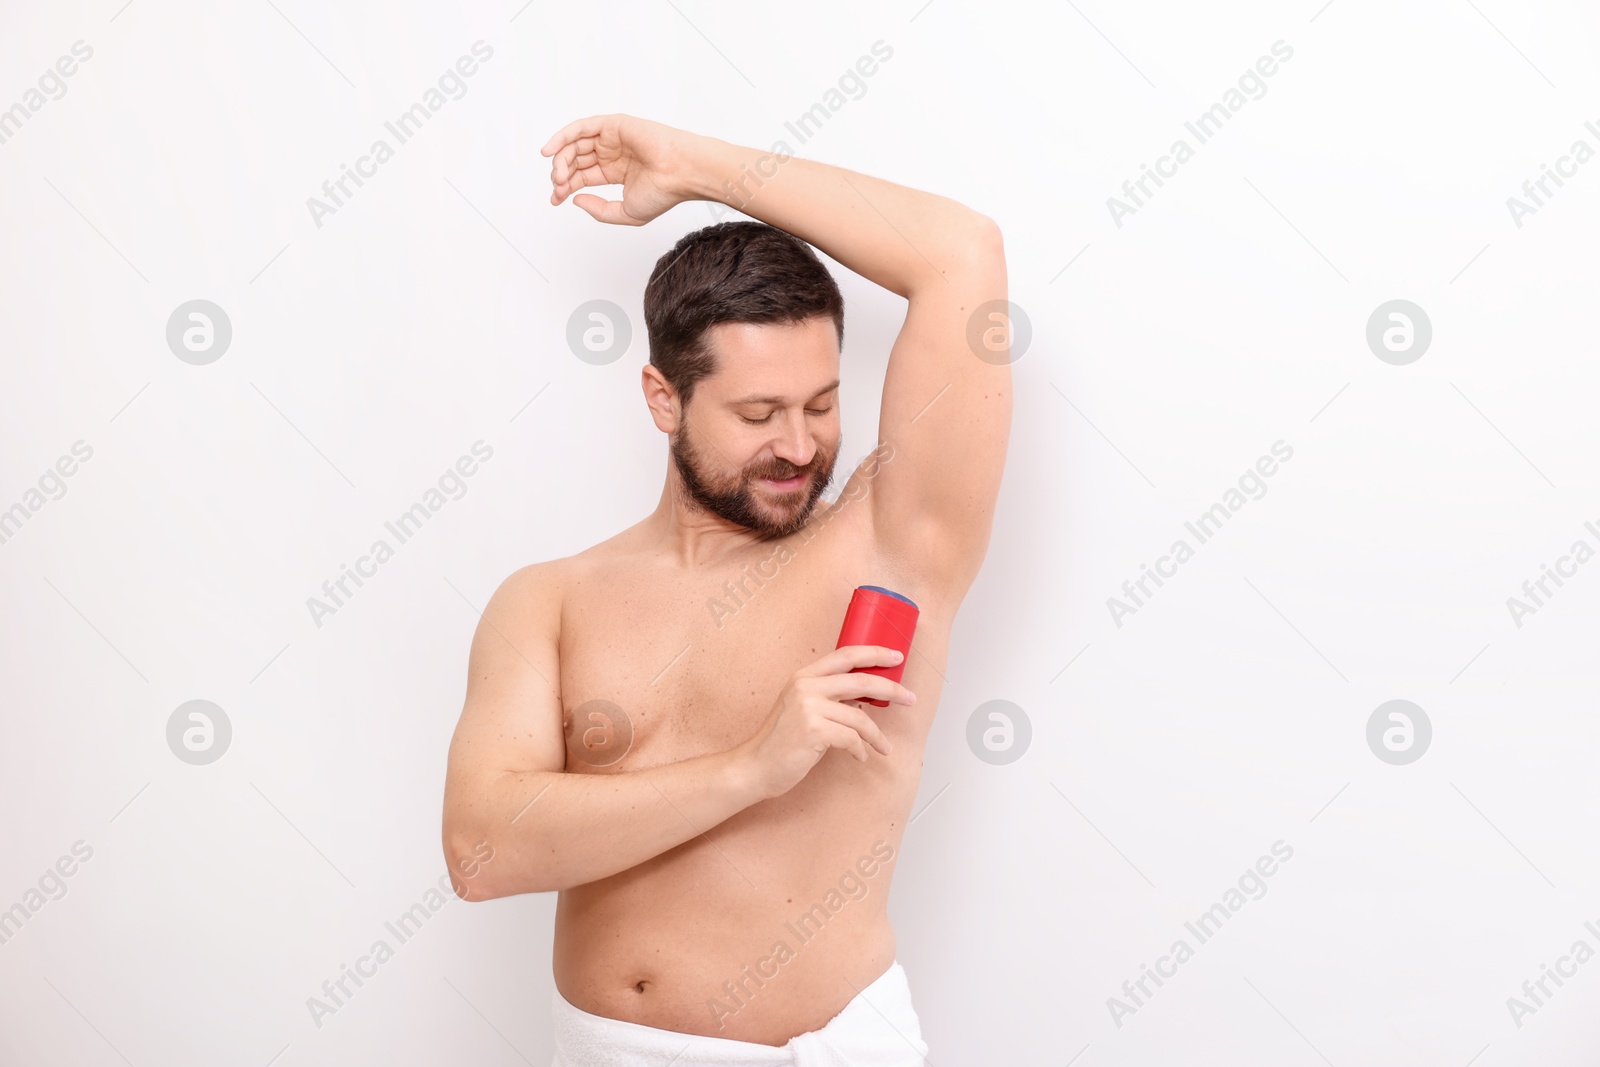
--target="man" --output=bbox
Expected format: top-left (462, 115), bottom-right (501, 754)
top-left (441, 113), bottom-right (1010, 1064)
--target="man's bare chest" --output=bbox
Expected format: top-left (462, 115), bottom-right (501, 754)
top-left (556, 539), bottom-right (871, 772)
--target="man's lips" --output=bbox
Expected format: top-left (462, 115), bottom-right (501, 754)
top-left (759, 473), bottom-right (808, 492)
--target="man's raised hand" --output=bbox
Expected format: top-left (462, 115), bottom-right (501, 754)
top-left (540, 113), bottom-right (695, 226)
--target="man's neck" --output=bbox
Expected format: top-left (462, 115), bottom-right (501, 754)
top-left (644, 473), bottom-right (771, 570)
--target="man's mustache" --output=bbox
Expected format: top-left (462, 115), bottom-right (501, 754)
top-left (749, 456), bottom-right (825, 481)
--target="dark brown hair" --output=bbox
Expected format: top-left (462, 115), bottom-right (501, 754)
top-left (643, 221), bottom-right (844, 408)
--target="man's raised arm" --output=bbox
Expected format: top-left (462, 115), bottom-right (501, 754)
top-left (687, 139), bottom-right (1009, 593)
top-left (543, 115), bottom-right (1011, 594)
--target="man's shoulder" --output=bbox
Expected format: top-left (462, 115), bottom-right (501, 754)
top-left (485, 533), bottom-right (630, 629)
top-left (493, 556), bottom-right (568, 593)
top-left (482, 557), bottom-right (571, 639)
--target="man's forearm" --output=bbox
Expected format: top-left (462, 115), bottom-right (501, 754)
top-left (450, 746), bottom-right (766, 897)
top-left (678, 135), bottom-right (995, 300)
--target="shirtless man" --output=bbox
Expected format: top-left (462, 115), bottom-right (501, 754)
top-left (441, 114), bottom-right (1010, 1063)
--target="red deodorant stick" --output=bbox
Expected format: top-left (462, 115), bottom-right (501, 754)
top-left (834, 585), bottom-right (920, 707)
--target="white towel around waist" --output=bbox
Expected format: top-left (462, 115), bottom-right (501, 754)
top-left (549, 959), bottom-right (929, 1067)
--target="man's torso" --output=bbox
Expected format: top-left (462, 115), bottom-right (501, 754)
top-left (546, 493), bottom-right (952, 1044)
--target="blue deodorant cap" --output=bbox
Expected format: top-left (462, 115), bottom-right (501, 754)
top-left (859, 585), bottom-right (918, 609)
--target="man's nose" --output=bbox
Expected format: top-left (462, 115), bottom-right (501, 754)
top-left (770, 410), bottom-right (815, 467)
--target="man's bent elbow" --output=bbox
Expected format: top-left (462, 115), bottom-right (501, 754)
top-left (951, 212), bottom-right (1004, 282)
top-left (972, 213), bottom-right (1004, 263)
top-left (443, 823), bottom-right (568, 899)
top-left (442, 824), bottom-right (510, 901)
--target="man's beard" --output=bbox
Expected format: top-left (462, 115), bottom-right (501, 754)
top-left (671, 421), bottom-right (837, 539)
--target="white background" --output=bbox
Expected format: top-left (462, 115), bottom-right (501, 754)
top-left (3, 1), bottom-right (1599, 1063)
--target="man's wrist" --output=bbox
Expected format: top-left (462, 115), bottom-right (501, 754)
top-left (715, 741), bottom-right (770, 808)
top-left (671, 133), bottom-right (737, 205)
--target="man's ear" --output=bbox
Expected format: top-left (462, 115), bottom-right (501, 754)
top-left (641, 365), bottom-right (681, 433)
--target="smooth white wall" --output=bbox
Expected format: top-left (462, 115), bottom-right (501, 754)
top-left (3, 1), bottom-right (1599, 1063)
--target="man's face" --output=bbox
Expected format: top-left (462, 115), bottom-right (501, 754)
top-left (670, 316), bottom-right (842, 539)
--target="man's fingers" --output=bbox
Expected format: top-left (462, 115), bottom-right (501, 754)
top-left (573, 194), bottom-right (641, 227)
top-left (550, 156), bottom-right (600, 196)
top-left (814, 671), bottom-right (914, 708)
top-left (540, 115), bottom-right (607, 157)
top-left (796, 644), bottom-right (904, 678)
top-left (553, 139), bottom-right (600, 186)
top-left (544, 125), bottom-right (608, 198)
top-left (830, 702), bottom-right (893, 756)
top-left (826, 722), bottom-right (870, 763)
top-left (565, 147), bottom-right (600, 174)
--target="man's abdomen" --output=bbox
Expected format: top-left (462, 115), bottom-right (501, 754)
top-left (551, 761), bottom-right (915, 1044)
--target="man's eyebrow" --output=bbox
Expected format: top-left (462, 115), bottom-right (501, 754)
top-left (729, 379), bottom-right (841, 406)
